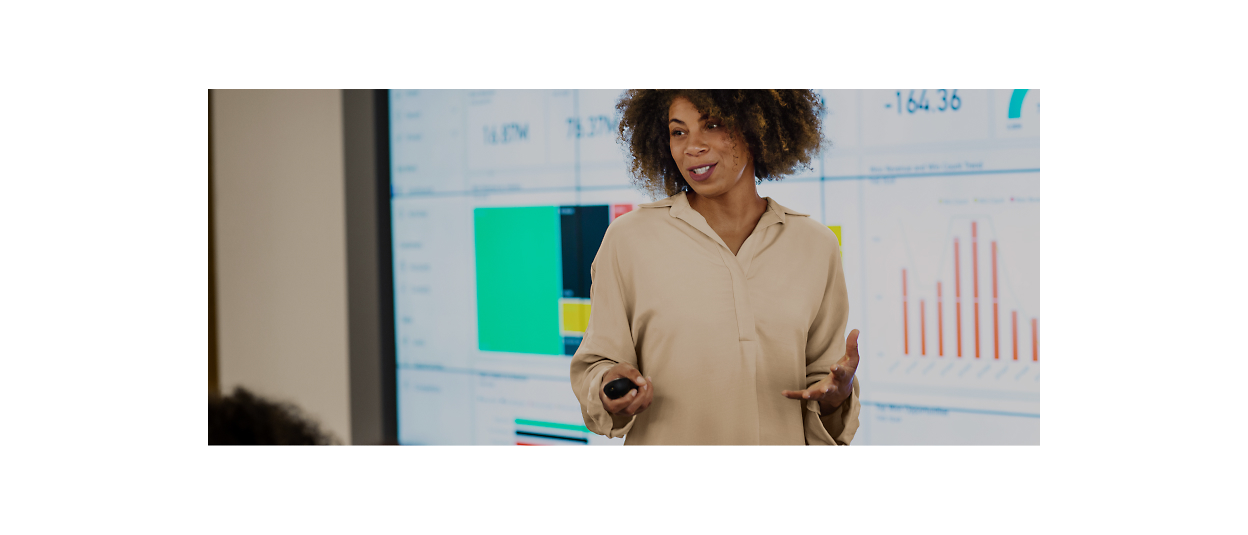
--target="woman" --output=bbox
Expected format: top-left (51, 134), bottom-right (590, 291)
top-left (569, 90), bottom-right (861, 445)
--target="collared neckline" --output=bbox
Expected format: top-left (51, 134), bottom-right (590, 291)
top-left (639, 191), bottom-right (808, 225)
top-left (640, 191), bottom-right (808, 265)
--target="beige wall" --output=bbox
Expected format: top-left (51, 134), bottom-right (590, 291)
top-left (211, 89), bottom-right (352, 443)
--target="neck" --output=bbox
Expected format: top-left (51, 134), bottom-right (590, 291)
top-left (687, 179), bottom-right (766, 228)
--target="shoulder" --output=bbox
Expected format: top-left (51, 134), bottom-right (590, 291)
top-left (637, 195), bottom-right (677, 210)
top-left (593, 206), bottom-right (651, 264)
top-left (770, 199), bottom-right (840, 250)
top-left (604, 196), bottom-right (677, 240)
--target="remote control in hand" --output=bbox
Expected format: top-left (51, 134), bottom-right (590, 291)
top-left (603, 377), bottom-right (638, 400)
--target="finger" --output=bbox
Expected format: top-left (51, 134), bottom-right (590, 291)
top-left (846, 329), bottom-right (861, 364)
top-left (624, 389), bottom-right (646, 415)
top-left (616, 389), bottom-right (640, 414)
top-left (830, 365), bottom-right (847, 384)
top-left (781, 384), bottom-right (827, 401)
top-left (604, 396), bottom-right (623, 413)
top-left (781, 389), bottom-right (814, 400)
top-left (824, 372), bottom-right (845, 398)
top-left (816, 378), bottom-right (838, 399)
top-left (638, 383), bottom-right (654, 412)
top-left (603, 394), bottom-right (621, 413)
top-left (838, 356), bottom-right (857, 378)
top-left (634, 378), bottom-right (654, 408)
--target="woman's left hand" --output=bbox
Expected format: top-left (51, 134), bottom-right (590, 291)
top-left (781, 329), bottom-right (860, 413)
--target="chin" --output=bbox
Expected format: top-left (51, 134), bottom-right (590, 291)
top-left (690, 183), bottom-right (722, 198)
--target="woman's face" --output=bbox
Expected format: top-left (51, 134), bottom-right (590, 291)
top-left (667, 96), bottom-right (753, 198)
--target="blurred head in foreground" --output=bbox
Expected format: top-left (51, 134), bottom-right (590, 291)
top-left (209, 387), bottom-right (338, 445)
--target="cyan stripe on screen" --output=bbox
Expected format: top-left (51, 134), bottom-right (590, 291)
top-left (1008, 89), bottom-right (1030, 119)
top-left (515, 418), bottom-right (592, 433)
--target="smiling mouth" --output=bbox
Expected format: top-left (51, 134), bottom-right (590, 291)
top-left (688, 163), bottom-right (716, 181)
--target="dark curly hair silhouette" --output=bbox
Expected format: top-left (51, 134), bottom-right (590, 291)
top-left (209, 387), bottom-right (338, 445)
top-left (616, 90), bottom-right (826, 199)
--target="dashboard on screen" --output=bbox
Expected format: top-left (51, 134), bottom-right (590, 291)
top-left (386, 89), bottom-right (1040, 445)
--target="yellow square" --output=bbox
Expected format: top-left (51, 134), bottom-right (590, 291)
top-left (561, 302), bottom-right (591, 333)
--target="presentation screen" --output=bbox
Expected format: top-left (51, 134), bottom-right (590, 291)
top-left (387, 89), bottom-right (1040, 445)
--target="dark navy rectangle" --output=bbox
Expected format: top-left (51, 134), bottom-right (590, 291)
top-left (559, 205), bottom-right (609, 299)
top-left (515, 430), bottom-right (589, 444)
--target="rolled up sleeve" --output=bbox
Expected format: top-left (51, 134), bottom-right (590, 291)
top-left (814, 377), bottom-right (860, 445)
top-left (801, 230), bottom-right (861, 445)
top-left (569, 227), bottom-right (638, 438)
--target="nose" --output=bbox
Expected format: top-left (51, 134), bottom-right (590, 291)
top-left (684, 130), bottom-right (708, 157)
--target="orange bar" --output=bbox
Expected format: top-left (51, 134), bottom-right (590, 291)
top-left (1032, 318), bottom-right (1038, 362)
top-left (902, 269), bottom-right (909, 355)
top-left (954, 238), bottom-right (962, 357)
top-left (937, 282), bottom-right (944, 356)
top-left (920, 300), bottom-right (926, 356)
top-left (972, 222), bottom-right (980, 359)
top-left (992, 241), bottom-right (999, 360)
top-left (1012, 311), bottom-right (1018, 360)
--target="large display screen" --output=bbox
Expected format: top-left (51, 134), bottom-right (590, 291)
top-left (387, 89), bottom-right (1040, 445)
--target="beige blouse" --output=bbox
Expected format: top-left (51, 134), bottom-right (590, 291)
top-left (569, 191), bottom-right (861, 445)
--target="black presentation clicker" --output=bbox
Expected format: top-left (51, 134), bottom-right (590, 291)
top-left (603, 377), bottom-right (638, 400)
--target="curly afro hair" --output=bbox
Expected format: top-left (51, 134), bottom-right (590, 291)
top-left (209, 387), bottom-right (339, 445)
top-left (616, 90), bottom-right (826, 199)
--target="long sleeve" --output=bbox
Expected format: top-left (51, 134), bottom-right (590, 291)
top-left (568, 193), bottom-right (860, 445)
top-left (569, 226), bottom-right (638, 438)
top-left (816, 377), bottom-right (861, 445)
top-left (801, 229), bottom-right (861, 445)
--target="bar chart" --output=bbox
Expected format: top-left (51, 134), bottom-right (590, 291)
top-left (859, 169), bottom-right (1039, 420)
top-left (898, 220), bottom-right (1038, 361)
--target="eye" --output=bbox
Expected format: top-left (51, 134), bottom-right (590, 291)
top-left (707, 123), bottom-right (720, 129)
top-left (670, 130), bottom-right (685, 137)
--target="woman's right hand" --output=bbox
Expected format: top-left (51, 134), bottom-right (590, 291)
top-left (599, 362), bottom-right (654, 417)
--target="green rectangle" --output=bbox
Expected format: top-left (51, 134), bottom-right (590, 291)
top-left (515, 419), bottom-right (591, 433)
top-left (474, 206), bottom-right (564, 355)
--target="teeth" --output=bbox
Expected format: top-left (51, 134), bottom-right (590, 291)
top-left (693, 166), bottom-right (710, 174)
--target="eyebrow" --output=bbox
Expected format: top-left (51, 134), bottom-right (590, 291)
top-left (668, 114), bottom-right (712, 127)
